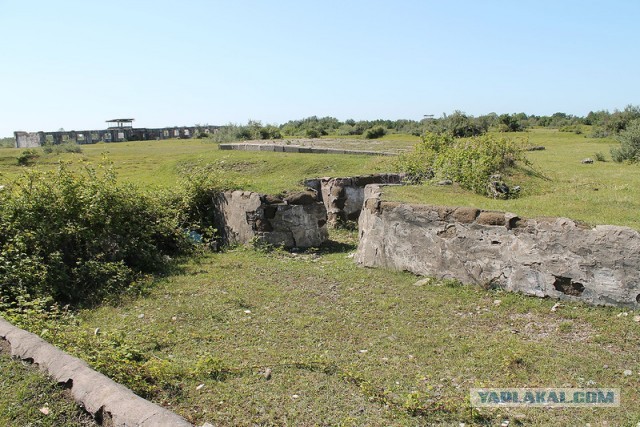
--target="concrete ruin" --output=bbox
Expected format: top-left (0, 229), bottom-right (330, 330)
top-left (219, 143), bottom-right (394, 156)
top-left (14, 118), bottom-right (219, 148)
top-left (356, 184), bottom-right (640, 308)
top-left (214, 190), bottom-right (328, 249)
top-left (304, 174), bottom-right (405, 227)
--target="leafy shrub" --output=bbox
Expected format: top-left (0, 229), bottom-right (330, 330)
top-left (210, 123), bottom-right (251, 143)
top-left (280, 116), bottom-right (340, 137)
top-left (589, 126), bottom-right (610, 138)
top-left (396, 132), bottom-right (530, 197)
top-left (559, 125), bottom-right (582, 134)
top-left (0, 163), bottom-right (193, 306)
top-left (16, 149), bottom-right (39, 166)
top-left (336, 124), bottom-right (360, 136)
top-left (210, 122), bottom-right (282, 142)
top-left (496, 114), bottom-right (525, 132)
top-left (611, 119), bottom-right (640, 163)
top-left (172, 162), bottom-right (241, 246)
top-left (425, 111), bottom-right (488, 138)
top-left (364, 126), bottom-right (386, 139)
top-left (305, 128), bottom-right (321, 138)
top-left (588, 105), bottom-right (640, 137)
top-left (42, 141), bottom-right (83, 155)
top-left (594, 152), bottom-right (606, 162)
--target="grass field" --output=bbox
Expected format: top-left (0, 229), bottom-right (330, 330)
top-left (2, 129), bottom-right (640, 425)
top-left (0, 138), bottom-right (396, 194)
top-left (0, 341), bottom-right (95, 426)
top-left (28, 233), bottom-right (640, 426)
top-left (388, 128), bottom-right (640, 229)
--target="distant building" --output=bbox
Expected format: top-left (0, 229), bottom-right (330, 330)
top-left (14, 119), bottom-right (220, 148)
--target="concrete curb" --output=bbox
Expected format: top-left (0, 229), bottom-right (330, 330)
top-left (0, 317), bottom-right (192, 427)
top-left (219, 143), bottom-right (396, 156)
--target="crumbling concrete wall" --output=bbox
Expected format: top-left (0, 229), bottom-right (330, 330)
top-left (304, 174), bottom-right (405, 227)
top-left (355, 185), bottom-right (640, 307)
top-left (14, 131), bottom-right (43, 148)
top-left (215, 190), bottom-right (328, 248)
top-left (219, 143), bottom-right (394, 156)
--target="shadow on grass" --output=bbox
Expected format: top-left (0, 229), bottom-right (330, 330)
top-left (316, 238), bottom-right (358, 254)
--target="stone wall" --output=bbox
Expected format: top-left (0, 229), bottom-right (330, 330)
top-left (304, 174), bottom-right (405, 227)
top-left (13, 131), bottom-right (41, 148)
top-left (355, 185), bottom-right (640, 307)
top-left (214, 190), bottom-right (328, 248)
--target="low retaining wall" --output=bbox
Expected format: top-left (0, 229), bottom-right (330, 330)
top-left (219, 143), bottom-right (394, 156)
top-left (214, 190), bottom-right (328, 248)
top-left (304, 174), bottom-right (405, 226)
top-left (355, 185), bottom-right (640, 307)
top-left (0, 317), bottom-right (192, 426)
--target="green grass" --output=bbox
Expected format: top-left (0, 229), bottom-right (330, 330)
top-left (22, 232), bottom-right (640, 426)
top-left (387, 128), bottom-right (640, 229)
top-left (0, 341), bottom-right (95, 426)
top-left (3, 128), bottom-right (640, 425)
top-left (0, 139), bottom-right (395, 194)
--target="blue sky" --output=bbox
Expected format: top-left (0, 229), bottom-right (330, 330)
top-left (1, 0), bottom-right (639, 137)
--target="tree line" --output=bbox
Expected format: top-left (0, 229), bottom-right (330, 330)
top-left (209, 105), bottom-right (640, 142)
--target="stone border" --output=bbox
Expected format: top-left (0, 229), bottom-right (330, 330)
top-left (0, 317), bottom-right (192, 427)
top-left (218, 143), bottom-right (396, 156)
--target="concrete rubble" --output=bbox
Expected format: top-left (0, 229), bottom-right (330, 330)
top-left (356, 185), bottom-right (640, 307)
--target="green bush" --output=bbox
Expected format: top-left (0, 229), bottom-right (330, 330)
top-left (425, 111), bottom-right (488, 138)
top-left (42, 141), bottom-right (83, 155)
top-left (210, 122), bottom-right (282, 142)
top-left (611, 118), bottom-right (640, 163)
top-left (16, 149), bottom-right (39, 166)
top-left (280, 116), bottom-right (340, 137)
top-left (0, 163), bottom-right (193, 306)
top-left (396, 132), bottom-right (530, 197)
top-left (364, 126), bottom-right (386, 139)
top-left (305, 128), bottom-right (321, 138)
top-left (496, 114), bottom-right (525, 132)
top-left (559, 125), bottom-right (582, 134)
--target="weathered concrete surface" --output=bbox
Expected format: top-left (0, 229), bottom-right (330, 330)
top-left (219, 143), bottom-right (395, 157)
top-left (215, 190), bottom-right (328, 248)
top-left (0, 317), bottom-right (192, 427)
top-left (13, 131), bottom-right (41, 148)
top-left (356, 185), bottom-right (640, 307)
top-left (304, 174), bottom-right (405, 227)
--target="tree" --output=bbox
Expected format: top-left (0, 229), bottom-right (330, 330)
top-left (497, 114), bottom-right (524, 132)
top-left (611, 119), bottom-right (640, 163)
top-left (426, 111), bottom-right (487, 138)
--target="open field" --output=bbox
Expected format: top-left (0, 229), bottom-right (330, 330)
top-left (23, 233), bottom-right (640, 426)
top-left (2, 128), bottom-right (640, 425)
top-left (0, 138), bottom-right (395, 194)
top-left (2, 128), bottom-right (634, 229)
